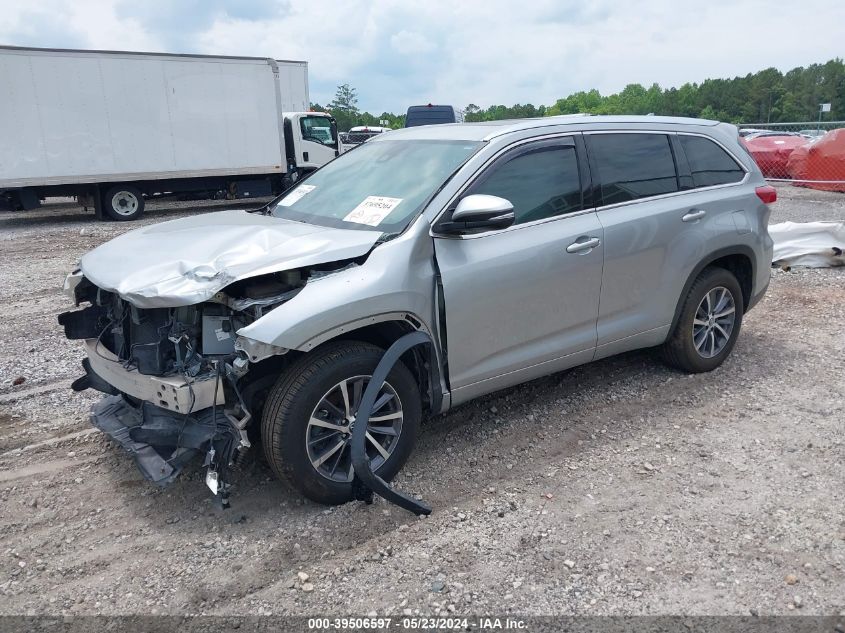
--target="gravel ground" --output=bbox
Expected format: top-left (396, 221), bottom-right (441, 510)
top-left (769, 182), bottom-right (845, 223)
top-left (0, 191), bottom-right (843, 617)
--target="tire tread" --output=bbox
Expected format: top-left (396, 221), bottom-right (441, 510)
top-left (660, 266), bottom-right (744, 373)
top-left (261, 341), bottom-right (419, 504)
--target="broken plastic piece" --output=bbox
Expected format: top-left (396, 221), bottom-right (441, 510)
top-left (349, 331), bottom-right (433, 516)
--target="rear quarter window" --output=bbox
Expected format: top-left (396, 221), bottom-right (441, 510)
top-left (587, 133), bottom-right (679, 205)
top-left (679, 135), bottom-right (745, 188)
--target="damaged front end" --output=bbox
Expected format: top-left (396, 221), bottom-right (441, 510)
top-left (58, 269), bottom-right (310, 506)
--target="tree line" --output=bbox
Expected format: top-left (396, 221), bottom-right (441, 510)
top-left (311, 84), bottom-right (406, 131)
top-left (313, 59), bottom-right (844, 131)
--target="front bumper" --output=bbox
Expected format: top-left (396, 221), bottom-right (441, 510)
top-left (82, 339), bottom-right (223, 413)
top-left (92, 395), bottom-right (237, 486)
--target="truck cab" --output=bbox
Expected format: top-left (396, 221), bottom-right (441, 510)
top-left (283, 112), bottom-right (339, 179)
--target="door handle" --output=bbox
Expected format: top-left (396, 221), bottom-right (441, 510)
top-left (566, 237), bottom-right (601, 253)
top-left (682, 209), bottom-right (706, 222)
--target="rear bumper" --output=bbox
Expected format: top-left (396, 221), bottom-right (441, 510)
top-left (747, 276), bottom-right (770, 312)
top-left (91, 395), bottom-right (236, 486)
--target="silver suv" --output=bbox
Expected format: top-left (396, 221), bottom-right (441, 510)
top-left (61, 115), bottom-right (774, 507)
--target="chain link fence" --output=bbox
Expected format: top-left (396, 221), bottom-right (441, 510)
top-left (737, 121), bottom-right (845, 191)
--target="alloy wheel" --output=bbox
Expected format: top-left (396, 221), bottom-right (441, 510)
top-left (305, 375), bottom-right (403, 482)
top-left (692, 286), bottom-right (736, 358)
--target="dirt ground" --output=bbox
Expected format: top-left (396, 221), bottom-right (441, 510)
top-left (0, 188), bottom-right (843, 617)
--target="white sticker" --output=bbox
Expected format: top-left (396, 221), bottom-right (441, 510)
top-left (342, 196), bottom-right (403, 226)
top-left (215, 328), bottom-right (231, 342)
top-left (774, 140), bottom-right (785, 145)
top-left (278, 184), bottom-right (315, 206)
top-left (205, 469), bottom-right (219, 494)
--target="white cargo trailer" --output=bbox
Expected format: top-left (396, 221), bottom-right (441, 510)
top-left (0, 46), bottom-right (339, 220)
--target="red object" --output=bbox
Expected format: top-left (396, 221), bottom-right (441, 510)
top-left (786, 128), bottom-right (845, 192)
top-left (743, 135), bottom-right (807, 178)
top-left (755, 185), bottom-right (777, 204)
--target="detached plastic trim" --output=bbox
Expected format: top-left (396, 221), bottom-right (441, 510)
top-left (349, 331), bottom-right (433, 515)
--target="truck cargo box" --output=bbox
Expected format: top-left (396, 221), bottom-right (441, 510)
top-left (0, 46), bottom-right (308, 188)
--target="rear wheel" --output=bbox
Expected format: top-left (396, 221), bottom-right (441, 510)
top-left (261, 341), bottom-right (421, 505)
top-left (661, 267), bottom-right (744, 373)
top-left (103, 185), bottom-right (145, 221)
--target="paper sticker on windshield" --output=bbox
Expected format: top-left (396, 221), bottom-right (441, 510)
top-left (278, 184), bottom-right (315, 207)
top-left (343, 196), bottom-right (403, 226)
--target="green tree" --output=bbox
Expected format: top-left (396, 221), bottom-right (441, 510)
top-left (329, 84), bottom-right (359, 114)
top-left (318, 59), bottom-right (845, 132)
top-left (328, 84), bottom-right (360, 131)
top-left (464, 103), bottom-right (482, 121)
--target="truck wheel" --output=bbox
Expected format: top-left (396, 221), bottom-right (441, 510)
top-left (661, 267), bottom-right (744, 373)
top-left (103, 185), bottom-right (145, 221)
top-left (261, 341), bottom-right (421, 505)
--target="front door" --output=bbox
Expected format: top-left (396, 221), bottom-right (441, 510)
top-left (433, 136), bottom-right (604, 402)
top-left (297, 115), bottom-right (338, 169)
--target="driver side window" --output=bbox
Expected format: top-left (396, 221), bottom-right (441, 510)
top-left (300, 116), bottom-right (337, 148)
top-left (469, 143), bottom-right (583, 225)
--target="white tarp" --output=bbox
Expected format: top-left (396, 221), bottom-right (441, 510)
top-left (770, 221), bottom-right (845, 268)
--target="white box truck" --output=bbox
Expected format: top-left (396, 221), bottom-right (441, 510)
top-left (0, 46), bottom-right (339, 220)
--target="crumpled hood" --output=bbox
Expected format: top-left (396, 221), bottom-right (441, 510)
top-left (80, 210), bottom-right (381, 308)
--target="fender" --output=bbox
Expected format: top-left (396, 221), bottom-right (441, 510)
top-left (669, 244), bottom-right (757, 333)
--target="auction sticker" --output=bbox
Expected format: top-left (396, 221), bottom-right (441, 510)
top-left (278, 184), bottom-right (315, 206)
top-left (343, 196), bottom-right (403, 226)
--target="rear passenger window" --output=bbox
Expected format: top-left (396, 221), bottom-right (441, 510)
top-left (679, 135), bottom-right (745, 187)
top-left (471, 145), bottom-right (582, 225)
top-left (588, 134), bottom-right (679, 205)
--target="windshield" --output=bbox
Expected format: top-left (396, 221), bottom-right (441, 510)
top-left (272, 139), bottom-right (482, 232)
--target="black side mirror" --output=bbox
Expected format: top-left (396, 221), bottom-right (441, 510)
top-left (437, 194), bottom-right (515, 234)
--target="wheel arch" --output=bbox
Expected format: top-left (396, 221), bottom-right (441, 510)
top-left (315, 317), bottom-right (444, 416)
top-left (670, 246), bottom-right (755, 332)
top-left (246, 315), bottom-right (444, 418)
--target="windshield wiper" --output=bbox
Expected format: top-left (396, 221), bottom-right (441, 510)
top-left (248, 193), bottom-right (285, 216)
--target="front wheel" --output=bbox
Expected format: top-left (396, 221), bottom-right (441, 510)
top-left (661, 267), bottom-right (744, 373)
top-left (261, 341), bottom-right (422, 505)
top-left (103, 185), bottom-right (145, 221)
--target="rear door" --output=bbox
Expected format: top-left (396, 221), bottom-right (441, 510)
top-left (433, 136), bottom-right (604, 400)
top-left (586, 131), bottom-right (747, 352)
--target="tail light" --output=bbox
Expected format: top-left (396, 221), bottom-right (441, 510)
top-left (755, 185), bottom-right (777, 204)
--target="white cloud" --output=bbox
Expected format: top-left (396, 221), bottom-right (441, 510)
top-left (1, 0), bottom-right (844, 113)
top-left (390, 30), bottom-right (435, 56)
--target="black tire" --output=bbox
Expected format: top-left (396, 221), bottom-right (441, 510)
top-left (661, 266), bottom-right (744, 373)
top-left (102, 185), bottom-right (145, 221)
top-left (261, 341), bottom-right (421, 505)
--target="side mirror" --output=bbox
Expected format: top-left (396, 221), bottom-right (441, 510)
top-left (437, 194), bottom-right (515, 234)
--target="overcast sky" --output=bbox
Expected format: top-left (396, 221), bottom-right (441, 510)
top-left (2, 0), bottom-right (843, 113)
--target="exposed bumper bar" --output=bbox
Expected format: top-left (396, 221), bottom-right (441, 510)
top-left (83, 339), bottom-right (223, 413)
